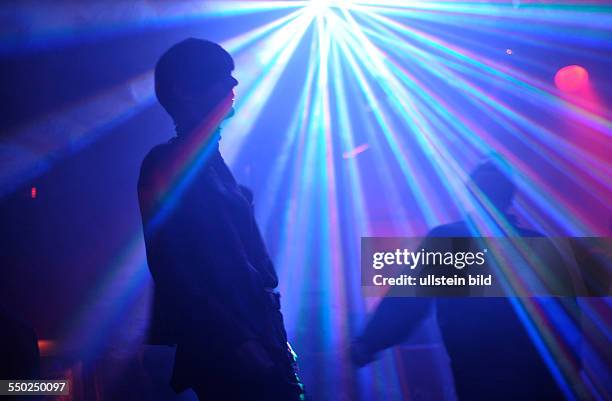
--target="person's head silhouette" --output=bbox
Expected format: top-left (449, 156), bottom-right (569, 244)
top-left (468, 159), bottom-right (516, 213)
top-left (155, 38), bottom-right (238, 132)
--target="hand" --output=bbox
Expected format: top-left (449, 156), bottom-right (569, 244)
top-left (350, 339), bottom-right (374, 368)
top-left (235, 340), bottom-right (275, 372)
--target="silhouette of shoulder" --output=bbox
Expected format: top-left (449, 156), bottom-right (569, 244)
top-left (238, 185), bottom-right (253, 204)
top-left (139, 142), bottom-right (174, 181)
top-left (513, 226), bottom-right (544, 237)
top-left (428, 221), bottom-right (471, 238)
top-left (427, 219), bottom-right (545, 238)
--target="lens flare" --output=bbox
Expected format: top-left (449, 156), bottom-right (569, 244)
top-left (555, 65), bottom-right (590, 93)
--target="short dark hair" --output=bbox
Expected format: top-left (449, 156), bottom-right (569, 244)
top-left (154, 38), bottom-right (234, 119)
top-left (469, 159), bottom-right (516, 211)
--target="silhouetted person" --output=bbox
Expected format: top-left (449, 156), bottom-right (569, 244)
top-left (352, 160), bottom-right (577, 401)
top-left (138, 38), bottom-right (304, 401)
top-left (0, 305), bottom-right (41, 401)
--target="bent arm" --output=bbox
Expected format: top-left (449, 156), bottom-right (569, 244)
top-left (358, 297), bottom-right (434, 356)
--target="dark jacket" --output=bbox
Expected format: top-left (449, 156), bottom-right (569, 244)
top-left (138, 136), bottom-right (278, 390)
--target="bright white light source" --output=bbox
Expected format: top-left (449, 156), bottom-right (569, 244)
top-left (308, 0), bottom-right (331, 16)
top-left (307, 0), bottom-right (351, 17)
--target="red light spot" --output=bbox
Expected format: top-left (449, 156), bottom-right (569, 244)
top-left (38, 339), bottom-right (57, 356)
top-left (555, 65), bottom-right (589, 93)
top-left (31, 186), bottom-right (37, 199)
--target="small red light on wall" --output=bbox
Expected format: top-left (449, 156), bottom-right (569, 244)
top-left (38, 339), bottom-right (57, 356)
top-left (554, 65), bottom-right (589, 93)
top-left (31, 186), bottom-right (37, 199)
